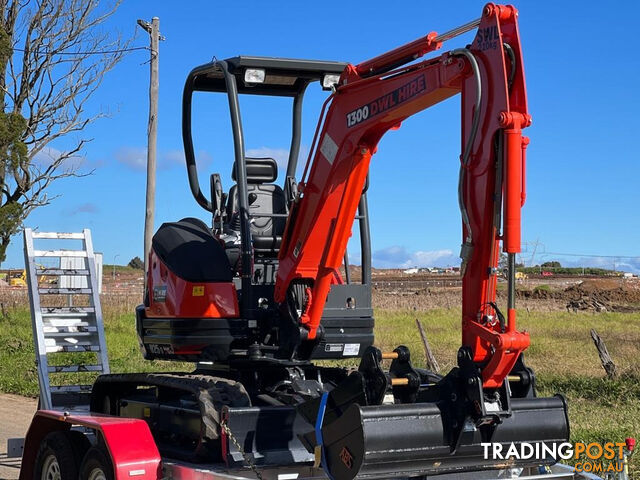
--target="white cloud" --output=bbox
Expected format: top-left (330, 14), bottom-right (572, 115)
top-left (616, 259), bottom-right (640, 274)
top-left (194, 150), bottom-right (213, 170)
top-left (161, 149), bottom-right (185, 169)
top-left (372, 245), bottom-right (459, 269)
top-left (245, 147), bottom-right (290, 171)
top-left (116, 147), bottom-right (146, 170)
top-left (116, 147), bottom-right (213, 171)
top-left (69, 202), bottom-right (99, 216)
top-left (545, 255), bottom-right (640, 275)
top-left (245, 145), bottom-right (310, 175)
top-left (33, 146), bottom-right (63, 166)
top-left (33, 146), bottom-right (84, 170)
top-left (368, 248), bottom-right (640, 274)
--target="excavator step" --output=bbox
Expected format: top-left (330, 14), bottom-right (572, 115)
top-left (45, 345), bottom-right (100, 353)
top-left (48, 365), bottom-right (104, 373)
top-left (43, 323), bottom-right (94, 331)
top-left (43, 328), bottom-right (97, 336)
top-left (41, 307), bottom-right (95, 314)
top-left (38, 288), bottom-right (92, 295)
top-left (36, 268), bottom-right (89, 276)
top-left (31, 232), bottom-right (85, 240)
top-left (32, 249), bottom-right (87, 257)
top-left (50, 385), bottom-right (93, 393)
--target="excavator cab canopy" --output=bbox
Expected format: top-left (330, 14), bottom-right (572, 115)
top-left (182, 55), bottom-right (351, 216)
top-left (189, 56), bottom-right (348, 96)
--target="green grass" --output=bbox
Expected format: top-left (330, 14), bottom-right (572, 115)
top-left (534, 284), bottom-right (552, 292)
top-left (0, 307), bottom-right (188, 397)
top-left (103, 264), bottom-right (141, 274)
top-left (372, 309), bottom-right (639, 476)
top-left (369, 308), bottom-right (640, 376)
top-left (1, 304), bottom-right (637, 475)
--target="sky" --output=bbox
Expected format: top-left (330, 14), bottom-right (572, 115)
top-left (5, 0), bottom-right (640, 273)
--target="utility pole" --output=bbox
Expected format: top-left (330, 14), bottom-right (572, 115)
top-left (112, 254), bottom-right (120, 280)
top-left (137, 17), bottom-right (162, 289)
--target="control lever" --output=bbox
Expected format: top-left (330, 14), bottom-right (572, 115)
top-left (210, 173), bottom-right (224, 232)
top-left (285, 175), bottom-right (298, 209)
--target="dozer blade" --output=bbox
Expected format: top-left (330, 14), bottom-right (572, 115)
top-left (316, 395), bottom-right (569, 480)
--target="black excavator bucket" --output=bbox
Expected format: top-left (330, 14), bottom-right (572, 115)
top-left (298, 346), bottom-right (570, 480)
top-left (316, 396), bottom-right (569, 480)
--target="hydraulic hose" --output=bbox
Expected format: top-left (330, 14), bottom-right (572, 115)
top-left (451, 48), bottom-right (482, 272)
top-left (503, 43), bottom-right (516, 90)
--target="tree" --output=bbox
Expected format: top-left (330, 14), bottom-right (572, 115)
top-left (128, 256), bottom-right (143, 269)
top-left (0, 0), bottom-right (132, 262)
top-left (498, 252), bottom-right (508, 271)
top-left (541, 261), bottom-right (561, 268)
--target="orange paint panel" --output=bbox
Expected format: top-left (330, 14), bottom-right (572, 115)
top-left (146, 251), bottom-right (239, 318)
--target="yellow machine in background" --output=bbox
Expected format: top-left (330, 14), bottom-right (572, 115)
top-left (7, 269), bottom-right (27, 287)
top-left (3, 266), bottom-right (57, 287)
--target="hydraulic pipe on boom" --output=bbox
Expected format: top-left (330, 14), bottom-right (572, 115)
top-left (275, 2), bottom-right (530, 388)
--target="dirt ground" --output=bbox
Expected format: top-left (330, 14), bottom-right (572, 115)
top-left (0, 394), bottom-right (37, 480)
top-left (372, 275), bottom-right (640, 312)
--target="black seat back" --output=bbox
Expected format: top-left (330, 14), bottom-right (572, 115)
top-left (153, 217), bottom-right (232, 282)
top-left (226, 157), bottom-right (287, 254)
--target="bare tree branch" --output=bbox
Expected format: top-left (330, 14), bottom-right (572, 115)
top-left (0, 0), bottom-right (132, 262)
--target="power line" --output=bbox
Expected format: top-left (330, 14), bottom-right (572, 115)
top-left (12, 45), bottom-right (151, 55)
top-left (540, 251), bottom-right (640, 260)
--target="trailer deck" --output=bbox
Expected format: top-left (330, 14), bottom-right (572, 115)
top-left (160, 459), bottom-right (599, 480)
top-left (16, 408), bottom-right (601, 480)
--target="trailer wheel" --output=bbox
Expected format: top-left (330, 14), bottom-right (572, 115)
top-left (33, 431), bottom-right (79, 480)
top-left (79, 447), bottom-right (114, 480)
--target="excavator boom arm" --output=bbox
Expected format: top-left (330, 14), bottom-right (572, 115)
top-left (275, 3), bottom-right (530, 388)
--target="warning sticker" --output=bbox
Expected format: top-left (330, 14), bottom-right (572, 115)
top-left (325, 343), bottom-right (344, 353)
top-left (320, 134), bottom-right (338, 165)
top-left (153, 285), bottom-right (167, 303)
top-left (343, 343), bottom-right (360, 356)
top-left (192, 286), bottom-right (205, 297)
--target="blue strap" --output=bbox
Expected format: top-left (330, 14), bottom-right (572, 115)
top-left (315, 392), bottom-right (335, 480)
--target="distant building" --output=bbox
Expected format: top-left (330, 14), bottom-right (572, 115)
top-left (60, 252), bottom-right (103, 293)
top-left (403, 268), bottom-right (419, 274)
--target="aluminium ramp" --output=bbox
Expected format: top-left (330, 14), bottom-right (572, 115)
top-left (23, 228), bottom-right (109, 410)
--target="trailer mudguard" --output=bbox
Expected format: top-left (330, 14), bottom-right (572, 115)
top-left (19, 410), bottom-right (161, 480)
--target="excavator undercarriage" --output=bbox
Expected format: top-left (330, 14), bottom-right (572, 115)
top-left (91, 343), bottom-right (569, 479)
top-left (90, 4), bottom-right (571, 479)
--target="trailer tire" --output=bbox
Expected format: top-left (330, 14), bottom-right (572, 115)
top-left (79, 447), bottom-right (114, 480)
top-left (33, 431), bottom-right (79, 480)
top-left (67, 431), bottom-right (91, 466)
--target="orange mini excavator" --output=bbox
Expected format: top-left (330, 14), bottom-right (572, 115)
top-left (90, 4), bottom-right (570, 479)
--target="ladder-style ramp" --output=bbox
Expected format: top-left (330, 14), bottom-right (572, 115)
top-left (23, 228), bottom-right (109, 410)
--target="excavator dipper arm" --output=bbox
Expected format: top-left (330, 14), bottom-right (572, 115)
top-left (275, 3), bottom-right (530, 388)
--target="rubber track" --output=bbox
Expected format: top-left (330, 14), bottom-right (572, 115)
top-left (91, 372), bottom-right (250, 443)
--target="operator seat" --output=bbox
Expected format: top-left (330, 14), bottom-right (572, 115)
top-left (226, 157), bottom-right (287, 255)
top-left (152, 217), bottom-right (232, 282)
